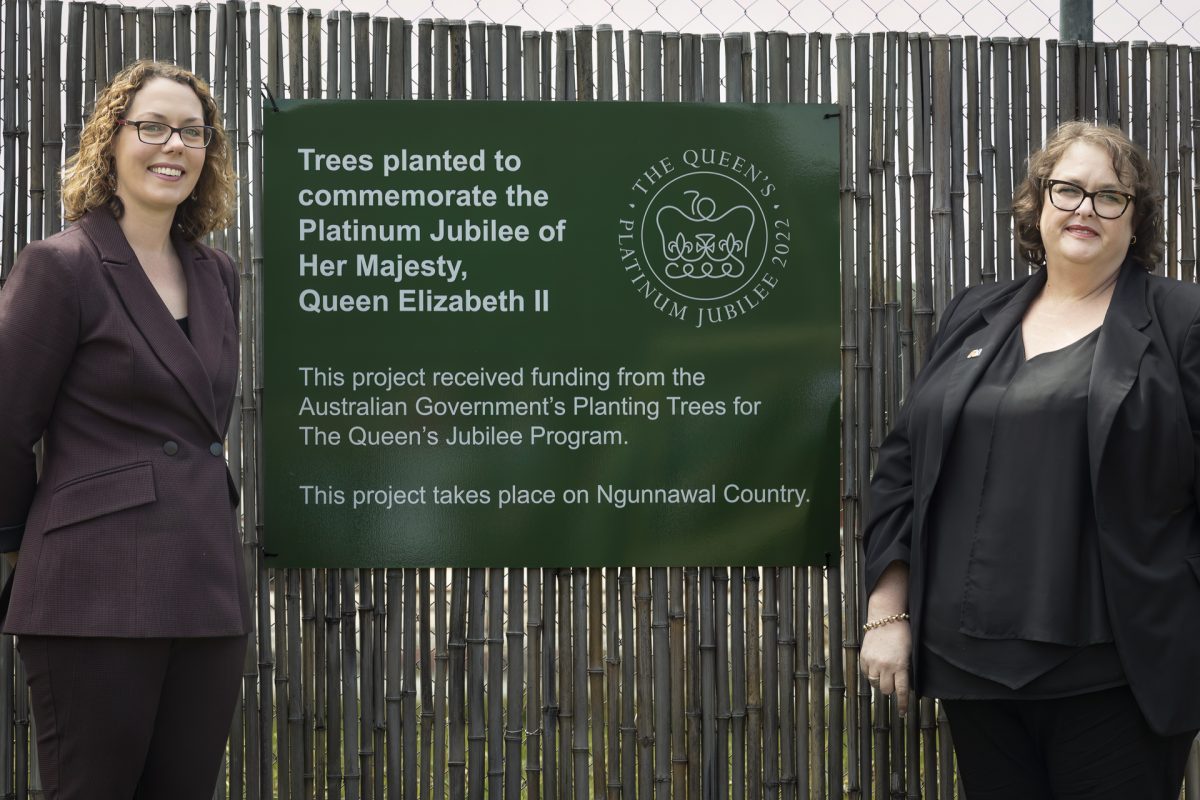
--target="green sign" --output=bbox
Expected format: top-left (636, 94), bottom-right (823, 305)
top-left (262, 100), bottom-right (840, 567)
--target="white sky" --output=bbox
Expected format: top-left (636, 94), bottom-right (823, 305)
top-left (269, 0), bottom-right (1198, 44)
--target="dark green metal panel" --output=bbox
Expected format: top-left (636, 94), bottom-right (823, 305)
top-left (263, 99), bottom-right (840, 567)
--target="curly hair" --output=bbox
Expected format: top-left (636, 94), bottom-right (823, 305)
top-left (1012, 121), bottom-right (1163, 271)
top-left (60, 60), bottom-right (236, 241)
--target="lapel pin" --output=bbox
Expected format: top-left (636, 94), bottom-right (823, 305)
top-left (967, 348), bottom-right (983, 359)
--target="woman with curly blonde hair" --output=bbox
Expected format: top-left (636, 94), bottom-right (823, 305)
top-left (0, 60), bottom-right (249, 798)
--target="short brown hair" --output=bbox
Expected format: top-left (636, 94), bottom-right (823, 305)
top-left (1013, 121), bottom-right (1162, 271)
top-left (60, 60), bottom-right (236, 241)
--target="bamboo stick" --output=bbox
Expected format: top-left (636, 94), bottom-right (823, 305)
top-left (449, 569), bottom-right (469, 800)
top-left (680, 32), bottom-right (696, 101)
top-left (741, 32), bottom-right (753, 102)
top-left (1184, 49), bottom-right (1198, 284)
top-left (971, 35), bottom-right (994, 284)
top-left (540, 32), bottom-right (551, 101)
top-left (761, 568), bottom-right (781, 798)
top-left (777, 568), bottom-right (796, 800)
top-left (306, 9), bottom-right (320, 99)
top-left (687, 567), bottom-right (702, 800)
top-left (508, 25), bottom-right (523, 100)
top-left (700, 569), bottom-right (719, 797)
top-left (731, 567), bottom-right (747, 800)
top-left (701, 33), bottom-right (719, 102)
top-left (768, 30), bottom-right (787, 102)
top-left (589, 567), bottom-right (606, 797)
top-left (605, 569), bottom-right (622, 800)
top-left (597, 25), bottom-right (613, 101)
top-left (635, 569), bottom-right (653, 800)
top-left (572, 569), bottom-right (591, 800)
top-left (374, 571), bottom-right (387, 799)
top-left (931, 35), bottom-right (952, 316)
top-left (993, 38), bottom-right (1014, 282)
top-left (1150, 43), bottom-right (1169, 274)
top-left (980, 39), bottom-right (997, 283)
top-left (544, 571), bottom-right (559, 800)
top-left (715, 568), bottom-right (732, 800)
top-left (487, 24), bottom-right (502, 100)
top-left (326, 570), bottom-right (343, 800)
top-left (404, 569), bottom-right (419, 800)
top-left (466, 568), bottom-right (486, 800)
top-left (359, 569), bottom-right (376, 800)
top-left (664, 32), bottom-right (680, 102)
top-left (28, 0), bottom-right (43, 244)
top-left (1029, 38), bottom-right (1043, 152)
top-left (755, 30), bottom-right (767, 101)
top-left (528, 568), bottom-right (544, 800)
top-left (724, 33), bottom-right (741, 103)
top-left (43, 0), bottom-right (62, 234)
top-left (835, 31), bottom-right (861, 800)
top-left (391, 16), bottom-right (408, 100)
top-left (343, 570), bottom-right (362, 800)
top-left (435, 569), bottom-right (449, 800)
top-left (670, 566), bottom-right (687, 797)
top-left (523, 31), bottom-right (539, 100)
top-left (896, 32), bottom-right (915, 396)
top-left (107, 5), bottom-right (123, 86)
top-left (620, 569), bottom-right (636, 798)
top-left (509, 569), bottom-right (527, 800)
top-left (577, 26), bottom-right (595, 101)
top-left (387, 570), bottom-right (403, 800)
top-left (559, 568), bottom-right (574, 796)
top-left (746, 567), bottom-right (762, 800)
top-left (488, 569), bottom-right (505, 798)
top-left (469, 21), bottom-right (485, 99)
top-left (432, 18), bottom-right (448, 100)
top-left (652, 568), bottom-right (670, 794)
top-left (1132, 41), bottom-right (1148, 150)
top-left (420, 570), bottom-right (434, 800)
top-left (1168, 45), bottom-right (1180, 279)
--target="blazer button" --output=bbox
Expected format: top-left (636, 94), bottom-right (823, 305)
top-left (210, 442), bottom-right (224, 457)
top-left (163, 441), bottom-right (179, 456)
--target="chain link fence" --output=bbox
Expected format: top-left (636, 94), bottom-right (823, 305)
top-left (120, 0), bottom-right (1200, 44)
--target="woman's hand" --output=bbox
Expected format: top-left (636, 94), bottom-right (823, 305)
top-left (861, 619), bottom-right (912, 715)
top-left (861, 560), bottom-right (912, 715)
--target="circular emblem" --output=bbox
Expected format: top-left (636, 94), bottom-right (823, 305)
top-left (618, 149), bottom-right (788, 328)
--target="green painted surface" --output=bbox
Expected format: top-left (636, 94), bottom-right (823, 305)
top-left (262, 100), bottom-right (840, 567)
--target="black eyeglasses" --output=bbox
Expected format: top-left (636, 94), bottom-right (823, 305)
top-left (117, 118), bottom-right (214, 149)
top-left (1044, 179), bottom-right (1136, 219)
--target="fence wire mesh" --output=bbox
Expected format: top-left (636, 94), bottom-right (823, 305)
top-left (122, 0), bottom-right (1200, 43)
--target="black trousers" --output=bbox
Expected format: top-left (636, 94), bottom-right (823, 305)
top-left (942, 685), bottom-right (1197, 800)
top-left (17, 634), bottom-right (246, 800)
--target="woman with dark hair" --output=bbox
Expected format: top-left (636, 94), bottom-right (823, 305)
top-left (861, 120), bottom-right (1200, 798)
top-left (0, 60), bottom-right (247, 798)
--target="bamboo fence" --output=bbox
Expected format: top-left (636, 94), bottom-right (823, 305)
top-left (0, 3), bottom-right (1199, 798)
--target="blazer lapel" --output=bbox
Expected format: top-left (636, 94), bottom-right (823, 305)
top-left (934, 270), bottom-right (1046, 477)
top-left (80, 210), bottom-right (221, 436)
top-left (1087, 264), bottom-right (1151, 486)
top-left (176, 232), bottom-right (234, 413)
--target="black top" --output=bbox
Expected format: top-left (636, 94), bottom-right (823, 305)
top-left (176, 315), bottom-right (190, 339)
top-left (921, 323), bottom-right (1126, 698)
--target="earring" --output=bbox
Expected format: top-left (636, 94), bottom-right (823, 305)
top-left (1130, 235), bottom-right (1137, 244)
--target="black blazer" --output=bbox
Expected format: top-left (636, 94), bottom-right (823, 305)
top-left (864, 262), bottom-right (1200, 735)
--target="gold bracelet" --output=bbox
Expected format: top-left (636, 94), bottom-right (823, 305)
top-left (862, 612), bottom-right (910, 633)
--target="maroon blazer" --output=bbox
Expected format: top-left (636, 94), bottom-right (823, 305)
top-left (0, 209), bottom-right (250, 637)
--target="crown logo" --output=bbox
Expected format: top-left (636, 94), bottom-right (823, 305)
top-left (655, 191), bottom-right (756, 281)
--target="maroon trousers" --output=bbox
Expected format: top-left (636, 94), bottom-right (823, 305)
top-left (17, 634), bottom-right (246, 800)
